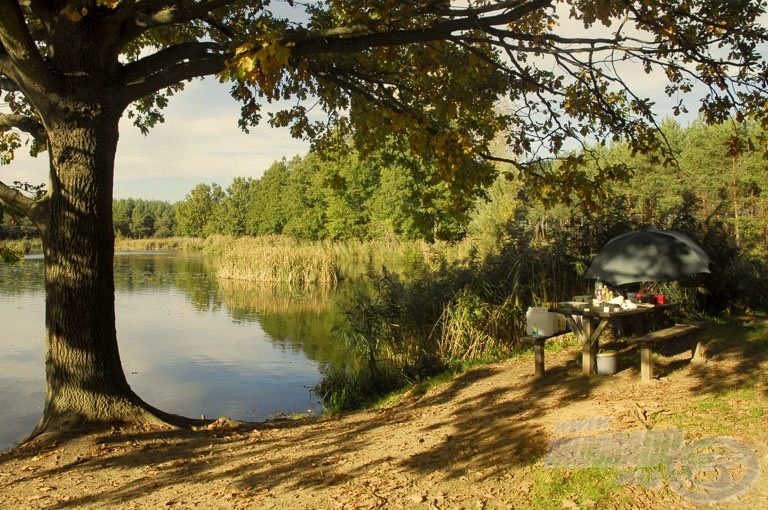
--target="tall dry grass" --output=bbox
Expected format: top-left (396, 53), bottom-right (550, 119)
top-left (330, 238), bottom-right (471, 277)
top-left (436, 292), bottom-right (526, 361)
top-left (206, 235), bottom-right (472, 292)
top-left (211, 235), bottom-right (340, 290)
top-left (115, 237), bottom-right (205, 251)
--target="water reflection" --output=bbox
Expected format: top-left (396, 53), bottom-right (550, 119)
top-left (0, 252), bottom-right (346, 451)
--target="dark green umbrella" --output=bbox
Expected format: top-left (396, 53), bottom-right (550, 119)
top-left (585, 229), bottom-right (711, 286)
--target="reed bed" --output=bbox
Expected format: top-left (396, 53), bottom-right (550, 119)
top-left (212, 235), bottom-right (341, 290)
top-left (115, 236), bottom-right (205, 251)
top-left (330, 238), bottom-right (469, 277)
top-left (436, 292), bottom-right (526, 361)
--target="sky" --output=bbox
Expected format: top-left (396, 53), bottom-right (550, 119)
top-left (5, 0), bottom-right (313, 205)
top-left (8, 79), bottom-right (312, 204)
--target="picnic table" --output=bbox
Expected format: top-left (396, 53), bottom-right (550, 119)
top-left (548, 301), bottom-right (677, 376)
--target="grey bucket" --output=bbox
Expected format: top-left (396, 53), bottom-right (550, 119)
top-left (596, 351), bottom-right (618, 375)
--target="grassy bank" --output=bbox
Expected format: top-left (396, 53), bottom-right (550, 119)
top-left (2, 319), bottom-right (765, 509)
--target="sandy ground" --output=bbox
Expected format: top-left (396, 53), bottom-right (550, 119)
top-left (1, 331), bottom-right (766, 509)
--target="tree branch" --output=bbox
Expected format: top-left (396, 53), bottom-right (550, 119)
top-left (117, 42), bottom-right (228, 105)
top-left (120, 41), bottom-right (225, 85)
top-left (0, 178), bottom-right (48, 234)
top-left (0, 112), bottom-right (46, 142)
top-left (133, 0), bottom-right (237, 27)
top-left (0, 71), bottom-right (20, 91)
top-left (0, 0), bottom-right (52, 93)
top-left (289, 0), bottom-right (554, 58)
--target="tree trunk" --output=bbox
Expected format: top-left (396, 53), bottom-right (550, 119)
top-left (29, 102), bottom-right (190, 439)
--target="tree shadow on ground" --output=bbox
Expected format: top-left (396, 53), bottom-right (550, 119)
top-left (0, 354), bottom-right (613, 508)
top-left (396, 350), bottom-right (610, 480)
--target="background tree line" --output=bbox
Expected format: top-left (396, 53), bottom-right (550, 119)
top-left (102, 119), bottom-right (768, 256)
top-left (173, 145), bottom-right (488, 242)
top-left (4, 119), bottom-right (766, 266)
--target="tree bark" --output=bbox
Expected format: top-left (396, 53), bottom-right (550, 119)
top-left (29, 98), bottom-right (190, 439)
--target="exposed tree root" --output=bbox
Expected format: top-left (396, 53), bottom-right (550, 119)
top-left (23, 393), bottom-right (206, 448)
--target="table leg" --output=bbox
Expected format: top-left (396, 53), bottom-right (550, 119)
top-left (582, 319), bottom-right (596, 376)
top-left (533, 337), bottom-right (546, 377)
top-left (639, 343), bottom-right (654, 382)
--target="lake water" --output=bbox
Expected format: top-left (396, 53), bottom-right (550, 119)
top-left (0, 252), bottom-right (349, 451)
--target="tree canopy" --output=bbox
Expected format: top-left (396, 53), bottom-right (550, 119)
top-left (2, 1), bottom-right (767, 210)
top-left (0, 1), bottom-right (766, 438)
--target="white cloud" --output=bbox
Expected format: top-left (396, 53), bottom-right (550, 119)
top-left (5, 78), bottom-right (311, 203)
top-left (116, 80), bottom-right (312, 201)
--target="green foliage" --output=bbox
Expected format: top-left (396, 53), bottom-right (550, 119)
top-left (218, 177), bottom-right (257, 236)
top-left (174, 144), bottom-right (487, 243)
top-left (317, 267), bottom-right (448, 411)
top-left (174, 183), bottom-right (224, 237)
top-left (281, 155), bottom-right (328, 240)
top-left (570, 119), bottom-right (768, 314)
top-left (247, 160), bottom-right (291, 236)
top-left (113, 198), bottom-right (176, 239)
top-left (0, 243), bottom-right (22, 263)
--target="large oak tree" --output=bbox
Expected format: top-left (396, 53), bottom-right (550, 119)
top-left (0, 1), bottom-right (766, 439)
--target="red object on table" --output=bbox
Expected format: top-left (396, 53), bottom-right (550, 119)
top-left (655, 294), bottom-right (666, 304)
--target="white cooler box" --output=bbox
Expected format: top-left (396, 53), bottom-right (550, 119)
top-left (526, 307), bottom-right (567, 337)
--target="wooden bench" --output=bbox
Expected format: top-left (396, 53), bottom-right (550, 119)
top-left (625, 323), bottom-right (706, 382)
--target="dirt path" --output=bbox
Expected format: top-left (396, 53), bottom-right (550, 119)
top-left (1, 333), bottom-right (766, 509)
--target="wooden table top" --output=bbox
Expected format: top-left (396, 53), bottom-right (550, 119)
top-left (549, 301), bottom-right (676, 319)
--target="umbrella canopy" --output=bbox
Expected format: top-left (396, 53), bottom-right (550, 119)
top-left (585, 229), bottom-right (711, 286)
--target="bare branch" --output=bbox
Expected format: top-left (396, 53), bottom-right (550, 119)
top-left (289, 0), bottom-right (554, 58)
top-left (0, 0), bottom-right (52, 92)
top-left (118, 42), bottom-right (228, 105)
top-left (0, 178), bottom-right (48, 234)
top-left (0, 112), bottom-right (46, 142)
